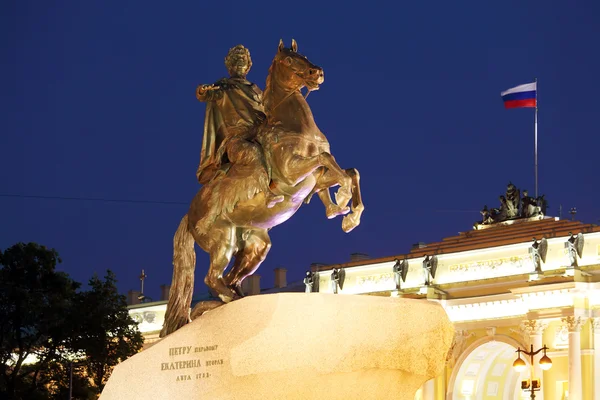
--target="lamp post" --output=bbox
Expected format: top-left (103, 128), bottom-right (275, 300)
top-left (512, 344), bottom-right (552, 399)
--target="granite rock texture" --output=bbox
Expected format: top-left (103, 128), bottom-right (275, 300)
top-left (100, 293), bottom-right (454, 400)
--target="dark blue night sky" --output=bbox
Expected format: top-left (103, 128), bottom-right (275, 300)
top-left (2, 1), bottom-right (599, 299)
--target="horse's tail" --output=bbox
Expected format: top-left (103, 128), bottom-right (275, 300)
top-left (160, 214), bottom-right (196, 338)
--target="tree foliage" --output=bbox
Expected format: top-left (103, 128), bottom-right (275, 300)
top-left (0, 243), bottom-right (79, 398)
top-left (0, 243), bottom-right (143, 399)
top-left (72, 270), bottom-right (144, 393)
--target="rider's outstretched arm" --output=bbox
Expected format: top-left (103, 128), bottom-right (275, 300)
top-left (196, 83), bottom-right (224, 102)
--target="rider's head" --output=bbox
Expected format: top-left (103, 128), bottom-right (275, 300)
top-left (225, 45), bottom-right (252, 78)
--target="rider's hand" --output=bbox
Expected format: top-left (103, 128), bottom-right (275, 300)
top-left (197, 84), bottom-right (211, 94)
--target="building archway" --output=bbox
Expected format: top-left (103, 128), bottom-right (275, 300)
top-left (448, 335), bottom-right (530, 400)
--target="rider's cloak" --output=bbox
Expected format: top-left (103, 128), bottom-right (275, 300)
top-left (196, 78), bottom-right (266, 184)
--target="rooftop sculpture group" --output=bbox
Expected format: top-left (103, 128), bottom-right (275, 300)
top-left (160, 40), bottom-right (364, 337)
top-left (477, 182), bottom-right (548, 227)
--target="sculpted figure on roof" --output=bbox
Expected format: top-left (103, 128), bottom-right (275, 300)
top-left (475, 182), bottom-right (548, 228)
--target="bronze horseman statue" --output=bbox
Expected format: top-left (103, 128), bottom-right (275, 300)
top-left (160, 40), bottom-right (364, 337)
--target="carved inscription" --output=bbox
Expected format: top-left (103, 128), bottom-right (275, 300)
top-left (357, 272), bottom-right (394, 287)
top-left (169, 346), bottom-right (192, 356)
top-left (161, 344), bottom-right (223, 382)
top-left (448, 256), bottom-right (529, 273)
top-left (161, 360), bottom-right (203, 370)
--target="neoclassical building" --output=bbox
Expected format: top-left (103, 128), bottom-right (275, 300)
top-left (309, 209), bottom-right (600, 400)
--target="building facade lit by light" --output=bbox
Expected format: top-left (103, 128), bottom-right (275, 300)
top-left (310, 216), bottom-right (600, 400)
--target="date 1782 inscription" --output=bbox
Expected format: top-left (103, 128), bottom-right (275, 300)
top-left (161, 344), bottom-right (223, 382)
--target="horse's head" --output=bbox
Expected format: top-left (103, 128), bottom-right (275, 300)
top-left (272, 39), bottom-right (324, 91)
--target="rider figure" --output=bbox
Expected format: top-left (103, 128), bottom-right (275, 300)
top-left (196, 44), bottom-right (284, 208)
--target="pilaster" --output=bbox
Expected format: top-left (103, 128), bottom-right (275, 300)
top-left (562, 316), bottom-right (586, 400)
top-left (591, 318), bottom-right (600, 400)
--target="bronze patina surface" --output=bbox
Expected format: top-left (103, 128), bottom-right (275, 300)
top-left (161, 40), bottom-right (364, 337)
top-left (476, 182), bottom-right (548, 227)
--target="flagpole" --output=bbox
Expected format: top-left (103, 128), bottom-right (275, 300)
top-left (534, 78), bottom-right (538, 198)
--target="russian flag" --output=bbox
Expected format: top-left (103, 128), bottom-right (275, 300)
top-left (501, 82), bottom-right (537, 109)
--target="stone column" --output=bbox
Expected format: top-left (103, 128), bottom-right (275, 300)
top-left (562, 316), bottom-right (585, 400)
top-left (421, 379), bottom-right (435, 400)
top-left (521, 320), bottom-right (548, 399)
top-left (592, 318), bottom-right (600, 400)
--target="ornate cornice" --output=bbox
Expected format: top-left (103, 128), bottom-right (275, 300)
top-left (561, 316), bottom-right (586, 333)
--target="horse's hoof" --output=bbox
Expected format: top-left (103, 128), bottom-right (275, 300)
top-left (190, 300), bottom-right (225, 320)
top-left (325, 204), bottom-right (350, 219)
top-left (342, 213), bottom-right (361, 233)
top-left (334, 187), bottom-right (352, 209)
top-left (218, 293), bottom-right (234, 303)
top-left (230, 283), bottom-right (245, 298)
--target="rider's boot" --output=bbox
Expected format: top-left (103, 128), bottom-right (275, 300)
top-left (266, 191), bottom-right (284, 208)
top-left (325, 203), bottom-right (350, 219)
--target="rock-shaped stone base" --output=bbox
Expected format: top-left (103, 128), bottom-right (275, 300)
top-left (100, 293), bottom-right (453, 400)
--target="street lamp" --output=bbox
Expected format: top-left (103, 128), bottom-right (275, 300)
top-left (512, 344), bottom-right (552, 399)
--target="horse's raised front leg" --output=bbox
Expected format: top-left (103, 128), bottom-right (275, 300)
top-left (275, 151), bottom-right (351, 196)
top-left (316, 153), bottom-right (353, 209)
top-left (310, 169), bottom-right (351, 219)
top-left (312, 167), bottom-right (364, 232)
top-left (341, 168), bottom-right (364, 233)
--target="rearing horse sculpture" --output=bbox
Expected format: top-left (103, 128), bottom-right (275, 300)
top-left (160, 40), bottom-right (364, 337)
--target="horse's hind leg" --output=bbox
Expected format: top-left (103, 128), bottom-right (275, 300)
top-left (202, 221), bottom-right (238, 303)
top-left (341, 168), bottom-right (364, 233)
top-left (224, 228), bottom-right (271, 297)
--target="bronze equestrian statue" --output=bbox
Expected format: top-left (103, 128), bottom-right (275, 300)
top-left (160, 40), bottom-right (364, 337)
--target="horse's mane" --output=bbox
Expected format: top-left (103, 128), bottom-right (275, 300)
top-left (263, 56), bottom-right (278, 112)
